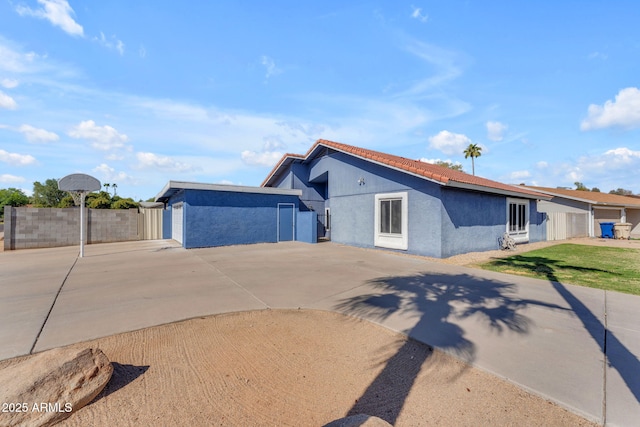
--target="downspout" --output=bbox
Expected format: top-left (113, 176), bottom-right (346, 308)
top-left (589, 204), bottom-right (594, 237)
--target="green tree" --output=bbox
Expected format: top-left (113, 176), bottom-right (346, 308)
top-left (609, 188), bottom-right (634, 196)
top-left (32, 179), bottom-right (67, 207)
top-left (112, 183), bottom-right (118, 196)
top-left (0, 188), bottom-right (30, 207)
top-left (574, 182), bottom-right (589, 191)
top-left (112, 198), bottom-right (139, 209)
top-left (434, 160), bottom-right (464, 171)
top-left (0, 188), bottom-right (30, 220)
top-left (591, 187), bottom-right (601, 192)
top-left (58, 194), bottom-right (76, 208)
top-left (463, 144), bottom-right (482, 176)
top-left (86, 191), bottom-right (112, 209)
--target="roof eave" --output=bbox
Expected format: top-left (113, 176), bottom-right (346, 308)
top-left (448, 181), bottom-right (552, 199)
top-left (522, 187), bottom-right (640, 208)
top-left (156, 180), bottom-right (302, 202)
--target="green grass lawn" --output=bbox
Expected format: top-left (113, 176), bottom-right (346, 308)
top-left (476, 244), bottom-right (640, 295)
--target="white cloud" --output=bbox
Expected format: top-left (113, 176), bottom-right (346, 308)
top-left (16, 0), bottom-right (84, 37)
top-left (486, 121), bottom-right (507, 142)
top-left (581, 87), bottom-right (640, 130)
top-left (241, 137), bottom-right (288, 167)
top-left (260, 55), bottom-right (282, 79)
top-left (136, 152), bottom-right (194, 172)
top-left (93, 163), bottom-right (131, 183)
top-left (509, 170), bottom-right (531, 180)
top-left (536, 161), bottom-right (548, 169)
top-left (411, 6), bottom-right (428, 22)
top-left (398, 39), bottom-right (463, 97)
top-left (428, 130), bottom-right (472, 155)
top-left (0, 174), bottom-right (26, 183)
top-left (0, 38), bottom-right (65, 77)
top-left (0, 90), bottom-right (17, 109)
top-left (1, 78), bottom-right (18, 88)
top-left (262, 136), bottom-right (286, 152)
top-left (19, 124), bottom-right (59, 142)
top-left (241, 150), bottom-right (283, 167)
top-left (94, 32), bottom-right (125, 55)
top-left (0, 149), bottom-right (36, 166)
top-left (68, 120), bottom-right (129, 150)
top-left (588, 51), bottom-right (607, 60)
top-left (544, 147), bottom-right (640, 189)
top-left (602, 147), bottom-right (640, 164)
top-left (418, 157), bottom-right (461, 166)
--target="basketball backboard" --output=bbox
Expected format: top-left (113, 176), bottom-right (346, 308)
top-left (58, 173), bottom-right (101, 192)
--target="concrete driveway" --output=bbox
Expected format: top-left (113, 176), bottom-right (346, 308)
top-left (1, 240), bottom-right (639, 426)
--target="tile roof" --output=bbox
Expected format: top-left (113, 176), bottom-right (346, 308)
top-left (262, 139), bottom-right (546, 198)
top-left (522, 186), bottom-right (640, 207)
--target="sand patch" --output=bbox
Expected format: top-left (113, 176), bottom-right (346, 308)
top-left (0, 309), bottom-right (596, 426)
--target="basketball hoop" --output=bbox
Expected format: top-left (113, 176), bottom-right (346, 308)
top-left (68, 190), bottom-right (86, 207)
top-left (58, 174), bottom-right (101, 257)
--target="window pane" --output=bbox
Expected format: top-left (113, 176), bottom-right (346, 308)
top-left (380, 200), bottom-right (390, 233)
top-left (391, 199), bottom-right (402, 234)
top-left (519, 205), bottom-right (526, 231)
top-left (509, 204), bottom-right (516, 232)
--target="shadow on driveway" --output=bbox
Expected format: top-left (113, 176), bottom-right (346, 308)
top-left (335, 272), bottom-right (566, 424)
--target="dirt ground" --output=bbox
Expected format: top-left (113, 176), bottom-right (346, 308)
top-left (1, 310), bottom-right (596, 426)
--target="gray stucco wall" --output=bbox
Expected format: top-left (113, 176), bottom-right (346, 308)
top-left (3, 206), bottom-right (139, 250)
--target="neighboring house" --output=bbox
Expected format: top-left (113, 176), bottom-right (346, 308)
top-left (519, 186), bottom-right (640, 239)
top-left (155, 181), bottom-right (316, 248)
top-left (262, 139), bottom-right (550, 258)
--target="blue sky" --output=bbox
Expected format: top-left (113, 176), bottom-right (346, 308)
top-left (1, 1), bottom-right (639, 200)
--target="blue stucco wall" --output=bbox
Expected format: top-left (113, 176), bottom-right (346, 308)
top-left (271, 149), bottom-right (546, 258)
top-left (162, 207), bottom-right (171, 239)
top-left (296, 211), bottom-right (318, 243)
top-left (440, 189), bottom-right (506, 257)
top-left (529, 202), bottom-right (547, 243)
top-left (306, 152), bottom-right (447, 257)
top-left (179, 190), bottom-right (300, 249)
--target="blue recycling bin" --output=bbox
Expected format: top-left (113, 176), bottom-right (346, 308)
top-left (600, 222), bottom-right (614, 238)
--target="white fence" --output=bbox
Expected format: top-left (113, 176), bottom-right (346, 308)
top-left (546, 212), bottom-right (589, 241)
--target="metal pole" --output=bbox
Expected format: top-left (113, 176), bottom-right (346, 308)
top-left (80, 193), bottom-right (85, 257)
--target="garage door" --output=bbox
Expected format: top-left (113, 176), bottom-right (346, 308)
top-left (172, 203), bottom-right (183, 244)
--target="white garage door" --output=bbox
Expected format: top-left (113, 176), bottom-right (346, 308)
top-left (172, 203), bottom-right (183, 244)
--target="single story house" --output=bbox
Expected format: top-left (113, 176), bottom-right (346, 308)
top-left (262, 139), bottom-right (550, 258)
top-left (155, 181), bottom-right (316, 249)
top-left (518, 186), bottom-right (640, 239)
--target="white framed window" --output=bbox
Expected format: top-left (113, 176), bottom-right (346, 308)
top-left (507, 198), bottom-right (529, 243)
top-left (374, 192), bottom-right (408, 250)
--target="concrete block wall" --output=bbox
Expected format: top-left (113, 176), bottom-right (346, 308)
top-left (3, 206), bottom-right (139, 250)
top-left (88, 208), bottom-right (139, 243)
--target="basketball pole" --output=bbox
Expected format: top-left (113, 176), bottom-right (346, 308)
top-left (80, 192), bottom-right (86, 258)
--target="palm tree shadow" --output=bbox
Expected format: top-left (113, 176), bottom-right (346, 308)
top-left (334, 272), bottom-right (566, 424)
top-left (502, 255), bottom-right (640, 406)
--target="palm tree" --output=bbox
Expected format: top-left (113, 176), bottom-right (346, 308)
top-left (103, 183), bottom-right (111, 193)
top-left (463, 143), bottom-right (482, 176)
top-left (112, 183), bottom-right (117, 196)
